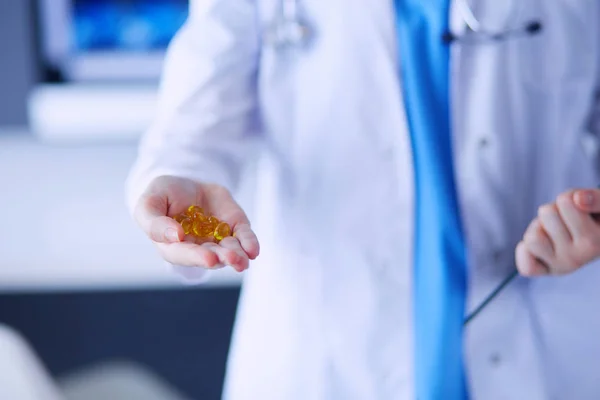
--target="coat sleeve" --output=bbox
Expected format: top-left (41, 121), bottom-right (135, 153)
top-left (125, 0), bottom-right (262, 213)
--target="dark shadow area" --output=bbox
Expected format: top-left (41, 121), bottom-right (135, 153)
top-left (0, 287), bottom-right (240, 400)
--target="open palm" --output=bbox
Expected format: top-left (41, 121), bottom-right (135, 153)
top-left (134, 176), bottom-right (259, 272)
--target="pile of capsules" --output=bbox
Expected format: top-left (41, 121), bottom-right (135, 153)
top-left (173, 205), bottom-right (232, 242)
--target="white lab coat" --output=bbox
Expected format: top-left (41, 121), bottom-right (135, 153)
top-left (126, 1), bottom-right (600, 399)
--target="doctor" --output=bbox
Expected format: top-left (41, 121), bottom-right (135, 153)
top-left (127, 0), bottom-right (600, 399)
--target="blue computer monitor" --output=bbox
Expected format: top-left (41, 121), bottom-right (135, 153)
top-left (36, 0), bottom-right (188, 82)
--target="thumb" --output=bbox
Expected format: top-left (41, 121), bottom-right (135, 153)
top-left (134, 193), bottom-right (183, 243)
top-left (573, 189), bottom-right (600, 213)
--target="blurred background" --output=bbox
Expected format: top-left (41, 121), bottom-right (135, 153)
top-left (0, 1), bottom-right (244, 398)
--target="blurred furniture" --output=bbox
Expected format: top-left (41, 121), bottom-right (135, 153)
top-left (0, 128), bottom-right (248, 399)
top-left (0, 128), bottom-right (244, 292)
top-left (35, 0), bottom-right (186, 83)
top-left (1, 3), bottom-right (243, 398)
top-left (0, 324), bottom-right (63, 400)
top-left (60, 361), bottom-right (192, 400)
top-left (28, 0), bottom-right (187, 142)
top-left (0, 323), bottom-right (193, 400)
top-left (28, 84), bottom-right (157, 142)
top-left (0, 287), bottom-right (240, 400)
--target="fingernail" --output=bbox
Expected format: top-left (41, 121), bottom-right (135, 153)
top-left (576, 191), bottom-right (594, 207)
top-left (165, 228), bottom-right (180, 242)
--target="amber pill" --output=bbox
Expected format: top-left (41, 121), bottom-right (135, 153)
top-left (181, 218), bottom-right (193, 235)
top-left (192, 220), bottom-right (211, 237)
top-left (214, 222), bottom-right (232, 241)
top-left (174, 214), bottom-right (186, 223)
top-left (207, 216), bottom-right (219, 228)
top-left (191, 219), bottom-right (202, 236)
top-left (192, 211), bottom-right (207, 222)
top-left (201, 224), bottom-right (215, 237)
top-left (186, 205), bottom-right (204, 216)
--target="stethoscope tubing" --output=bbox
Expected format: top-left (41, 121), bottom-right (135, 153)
top-left (463, 270), bottom-right (519, 326)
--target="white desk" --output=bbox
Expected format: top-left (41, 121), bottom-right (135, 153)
top-left (0, 129), bottom-right (243, 293)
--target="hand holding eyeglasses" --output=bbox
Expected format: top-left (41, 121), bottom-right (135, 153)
top-left (516, 189), bottom-right (600, 276)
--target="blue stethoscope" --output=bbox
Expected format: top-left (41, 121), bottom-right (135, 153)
top-left (264, 0), bottom-right (543, 49)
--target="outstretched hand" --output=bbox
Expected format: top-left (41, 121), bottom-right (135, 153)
top-left (134, 176), bottom-right (260, 272)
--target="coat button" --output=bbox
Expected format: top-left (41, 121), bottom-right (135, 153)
top-left (492, 249), bottom-right (503, 263)
top-left (489, 352), bottom-right (502, 367)
top-left (478, 137), bottom-right (490, 148)
top-left (383, 146), bottom-right (395, 159)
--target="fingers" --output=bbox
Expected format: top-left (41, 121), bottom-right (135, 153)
top-left (157, 240), bottom-right (250, 272)
top-left (516, 241), bottom-right (550, 277)
top-left (188, 233), bottom-right (252, 271)
top-left (203, 186), bottom-right (260, 260)
top-left (135, 193), bottom-right (183, 244)
top-left (519, 191), bottom-right (600, 276)
top-left (573, 189), bottom-right (600, 213)
top-left (556, 192), bottom-right (597, 241)
top-left (233, 223), bottom-right (260, 259)
top-left (538, 203), bottom-right (571, 248)
top-left (218, 237), bottom-right (250, 272)
top-left (156, 241), bottom-right (221, 268)
top-left (522, 219), bottom-right (554, 266)
top-left (206, 185), bottom-right (251, 226)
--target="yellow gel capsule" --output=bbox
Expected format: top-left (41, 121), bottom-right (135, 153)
top-left (207, 216), bottom-right (219, 228)
top-left (173, 214), bottom-right (186, 223)
top-left (201, 224), bottom-right (215, 237)
top-left (192, 220), bottom-right (202, 236)
top-left (192, 211), bottom-right (207, 222)
top-left (214, 222), bottom-right (232, 241)
top-left (181, 218), bottom-right (193, 235)
top-left (192, 219), bottom-right (216, 238)
top-left (186, 205), bottom-right (203, 216)
top-left (192, 220), bottom-right (211, 237)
